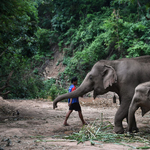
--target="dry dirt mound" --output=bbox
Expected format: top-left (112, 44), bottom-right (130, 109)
top-left (43, 50), bottom-right (65, 79)
top-left (0, 97), bottom-right (150, 150)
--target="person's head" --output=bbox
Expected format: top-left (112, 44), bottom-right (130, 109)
top-left (71, 77), bottom-right (78, 85)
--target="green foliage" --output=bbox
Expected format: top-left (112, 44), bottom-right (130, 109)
top-left (48, 84), bottom-right (67, 100)
top-left (40, 78), bottom-right (56, 99)
top-left (1, 0), bottom-right (150, 99)
top-left (62, 57), bottom-right (71, 65)
top-left (53, 1), bottom-right (150, 82)
top-left (127, 41), bottom-right (150, 57)
top-left (64, 120), bottom-right (150, 148)
top-left (36, 28), bottom-right (57, 56)
top-left (110, 54), bottom-right (117, 60)
top-left (37, 0), bottom-right (54, 29)
top-left (36, 78), bottom-right (68, 100)
top-left (42, 78), bottom-right (56, 93)
top-left (0, 0), bottom-right (39, 98)
top-left (33, 68), bottom-right (39, 74)
top-left (51, 0), bottom-right (111, 33)
top-left (48, 84), bottom-right (58, 100)
top-left (0, 0), bottom-right (38, 57)
top-left (8, 74), bottom-right (44, 99)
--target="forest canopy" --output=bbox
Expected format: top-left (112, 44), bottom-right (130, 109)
top-left (0, 0), bottom-right (150, 99)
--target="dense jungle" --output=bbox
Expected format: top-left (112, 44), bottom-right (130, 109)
top-left (1, 0), bottom-right (150, 99)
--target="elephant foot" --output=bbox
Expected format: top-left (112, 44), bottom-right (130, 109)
top-left (132, 125), bottom-right (139, 132)
top-left (130, 127), bottom-right (139, 133)
top-left (127, 126), bottom-right (139, 133)
top-left (114, 126), bottom-right (124, 134)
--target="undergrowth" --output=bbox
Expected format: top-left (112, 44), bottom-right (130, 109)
top-left (63, 119), bottom-right (150, 149)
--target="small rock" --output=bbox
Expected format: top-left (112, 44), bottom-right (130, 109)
top-left (6, 138), bottom-right (11, 146)
top-left (142, 121), bottom-right (148, 124)
top-left (0, 147), bottom-right (4, 150)
top-left (18, 140), bottom-right (21, 143)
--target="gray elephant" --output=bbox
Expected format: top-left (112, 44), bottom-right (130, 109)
top-left (128, 81), bottom-right (150, 133)
top-left (53, 55), bottom-right (150, 134)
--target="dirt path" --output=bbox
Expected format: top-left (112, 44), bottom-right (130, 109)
top-left (0, 97), bottom-right (150, 150)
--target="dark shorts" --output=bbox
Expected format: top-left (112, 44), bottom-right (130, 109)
top-left (69, 103), bottom-right (81, 111)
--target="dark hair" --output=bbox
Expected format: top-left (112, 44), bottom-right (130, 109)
top-left (71, 77), bottom-right (78, 83)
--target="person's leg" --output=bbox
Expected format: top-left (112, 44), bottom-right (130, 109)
top-left (63, 110), bottom-right (73, 126)
top-left (78, 111), bottom-right (87, 125)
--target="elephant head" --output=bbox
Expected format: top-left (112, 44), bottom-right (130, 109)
top-left (53, 61), bottom-right (117, 109)
top-left (128, 82), bottom-right (150, 133)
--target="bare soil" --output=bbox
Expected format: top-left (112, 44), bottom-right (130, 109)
top-left (0, 95), bottom-right (150, 150)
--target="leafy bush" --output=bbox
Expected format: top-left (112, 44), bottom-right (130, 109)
top-left (36, 28), bottom-right (58, 57)
top-left (37, 78), bottom-right (68, 100)
top-left (37, 78), bottom-right (56, 99)
top-left (48, 84), bottom-right (58, 100)
top-left (48, 84), bottom-right (67, 100)
top-left (8, 74), bottom-right (44, 99)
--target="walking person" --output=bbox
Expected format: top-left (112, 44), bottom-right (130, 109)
top-left (63, 77), bottom-right (87, 126)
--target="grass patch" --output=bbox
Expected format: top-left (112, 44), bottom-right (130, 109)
top-left (63, 119), bottom-right (150, 149)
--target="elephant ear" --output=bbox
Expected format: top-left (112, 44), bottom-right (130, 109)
top-left (146, 87), bottom-right (150, 99)
top-left (103, 65), bottom-right (117, 89)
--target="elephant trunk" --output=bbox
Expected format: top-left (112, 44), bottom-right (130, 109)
top-left (128, 104), bottom-right (138, 133)
top-left (53, 85), bottom-right (90, 109)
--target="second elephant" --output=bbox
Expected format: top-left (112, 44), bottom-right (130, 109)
top-left (128, 81), bottom-right (150, 133)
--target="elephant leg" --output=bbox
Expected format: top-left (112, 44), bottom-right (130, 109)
top-left (126, 116), bottom-right (139, 133)
top-left (114, 106), bottom-right (125, 134)
top-left (114, 101), bottom-right (138, 134)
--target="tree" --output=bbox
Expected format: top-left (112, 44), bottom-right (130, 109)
top-left (0, 0), bottom-right (38, 98)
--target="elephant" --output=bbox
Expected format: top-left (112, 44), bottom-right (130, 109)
top-left (53, 55), bottom-right (150, 134)
top-left (128, 81), bottom-right (150, 133)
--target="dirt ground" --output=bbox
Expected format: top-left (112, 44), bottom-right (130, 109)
top-left (0, 94), bottom-right (150, 150)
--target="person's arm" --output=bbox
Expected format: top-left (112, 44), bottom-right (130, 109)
top-left (68, 85), bottom-right (75, 106)
top-left (68, 98), bottom-right (72, 106)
